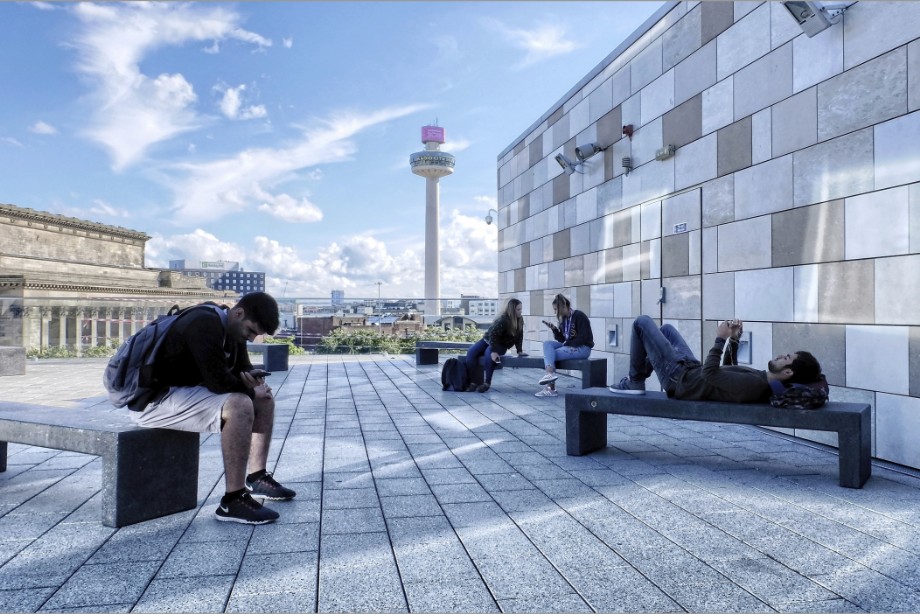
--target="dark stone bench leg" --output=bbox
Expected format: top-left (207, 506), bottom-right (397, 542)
top-left (263, 345), bottom-right (289, 371)
top-left (566, 408), bottom-right (608, 456)
top-left (104, 430), bottom-right (200, 527)
top-left (837, 415), bottom-right (871, 489)
top-left (0, 441), bottom-right (6, 472)
top-left (583, 361), bottom-right (606, 388)
top-left (416, 348), bottom-right (439, 365)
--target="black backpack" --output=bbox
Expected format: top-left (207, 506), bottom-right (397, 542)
top-left (770, 375), bottom-right (829, 410)
top-left (103, 303), bottom-right (226, 411)
top-left (441, 357), bottom-right (472, 391)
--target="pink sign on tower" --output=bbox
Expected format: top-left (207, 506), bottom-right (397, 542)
top-left (421, 125), bottom-right (445, 144)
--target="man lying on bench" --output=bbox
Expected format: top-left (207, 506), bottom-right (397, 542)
top-left (608, 315), bottom-right (823, 403)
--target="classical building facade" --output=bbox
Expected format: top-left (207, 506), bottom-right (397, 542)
top-left (0, 204), bottom-right (236, 354)
top-left (498, 2), bottom-right (920, 469)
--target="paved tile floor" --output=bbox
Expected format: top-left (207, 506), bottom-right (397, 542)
top-left (1, 355), bottom-right (920, 612)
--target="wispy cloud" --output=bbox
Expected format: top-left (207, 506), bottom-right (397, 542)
top-left (282, 37), bottom-right (293, 49)
top-left (2, 137), bottom-right (23, 147)
top-left (163, 104), bottom-right (431, 226)
top-left (69, 2), bottom-right (271, 171)
top-left (215, 83), bottom-right (267, 120)
top-left (485, 18), bottom-right (579, 68)
top-left (29, 120), bottom-right (58, 135)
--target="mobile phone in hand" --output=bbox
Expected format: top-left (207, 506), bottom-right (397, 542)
top-left (249, 369), bottom-right (271, 378)
top-left (542, 320), bottom-right (555, 329)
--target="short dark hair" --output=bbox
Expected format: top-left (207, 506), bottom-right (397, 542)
top-left (788, 350), bottom-right (821, 384)
top-left (235, 292), bottom-right (279, 335)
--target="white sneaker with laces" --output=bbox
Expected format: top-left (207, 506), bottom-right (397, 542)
top-left (534, 386), bottom-right (558, 398)
top-left (538, 373), bottom-right (558, 385)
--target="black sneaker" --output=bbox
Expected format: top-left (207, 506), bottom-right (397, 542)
top-left (476, 383), bottom-right (490, 393)
top-left (215, 491), bottom-right (279, 524)
top-left (246, 472), bottom-right (297, 501)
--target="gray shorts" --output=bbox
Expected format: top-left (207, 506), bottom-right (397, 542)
top-left (131, 386), bottom-right (231, 433)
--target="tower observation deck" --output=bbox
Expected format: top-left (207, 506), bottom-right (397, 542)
top-left (410, 125), bottom-right (455, 317)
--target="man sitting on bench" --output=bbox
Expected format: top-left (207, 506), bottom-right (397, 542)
top-left (608, 315), bottom-right (822, 403)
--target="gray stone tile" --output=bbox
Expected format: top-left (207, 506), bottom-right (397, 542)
top-left (476, 473), bottom-right (536, 492)
top-left (380, 494), bottom-right (442, 518)
top-left (498, 593), bottom-right (592, 612)
top-left (429, 482), bottom-right (491, 504)
top-left (420, 467), bottom-right (476, 485)
top-left (322, 487), bottom-right (378, 509)
top-left (404, 579), bottom-right (499, 612)
top-left (246, 522), bottom-right (319, 555)
top-left (133, 576), bottom-right (234, 612)
top-left (41, 562), bottom-right (159, 610)
top-left (231, 551), bottom-right (316, 596)
top-left (0, 587), bottom-right (55, 612)
top-left (321, 506), bottom-right (385, 534)
top-left (156, 541), bottom-right (246, 579)
top-left (710, 556), bottom-right (840, 602)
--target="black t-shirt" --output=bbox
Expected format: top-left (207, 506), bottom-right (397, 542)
top-left (152, 307), bottom-right (252, 396)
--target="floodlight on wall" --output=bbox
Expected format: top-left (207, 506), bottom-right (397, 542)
top-left (622, 124), bottom-right (634, 140)
top-left (622, 157), bottom-right (633, 176)
top-left (782, 1), bottom-right (851, 37)
top-left (574, 142), bottom-right (606, 162)
top-left (484, 208), bottom-right (498, 225)
top-left (655, 144), bottom-right (677, 161)
top-left (554, 153), bottom-right (580, 176)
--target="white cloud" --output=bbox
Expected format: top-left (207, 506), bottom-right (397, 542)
top-left (216, 83), bottom-right (267, 120)
top-left (70, 2), bottom-right (271, 171)
top-left (282, 37), bottom-right (293, 49)
top-left (2, 137), bottom-right (23, 147)
top-left (443, 137), bottom-right (471, 152)
top-left (163, 104), bottom-right (431, 225)
top-left (144, 210), bottom-right (497, 299)
top-left (257, 193), bottom-right (322, 223)
top-left (486, 18), bottom-right (579, 68)
top-left (89, 199), bottom-right (131, 218)
top-left (30, 2), bottom-right (57, 10)
top-left (29, 121), bottom-right (58, 135)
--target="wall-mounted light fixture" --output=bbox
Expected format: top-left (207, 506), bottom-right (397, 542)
top-left (574, 142), bottom-right (606, 162)
top-left (622, 124), bottom-right (634, 140)
top-left (484, 208), bottom-right (498, 225)
top-left (622, 156), bottom-right (633, 176)
top-left (655, 144), bottom-right (677, 161)
top-left (782, 1), bottom-right (850, 37)
top-left (554, 153), bottom-right (580, 176)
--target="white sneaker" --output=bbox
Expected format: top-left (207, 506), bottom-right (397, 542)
top-left (538, 373), bottom-right (558, 385)
top-left (534, 386), bottom-right (558, 398)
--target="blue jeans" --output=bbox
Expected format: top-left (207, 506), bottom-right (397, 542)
top-left (542, 340), bottom-right (591, 368)
top-left (465, 338), bottom-right (505, 384)
top-left (629, 315), bottom-right (700, 391)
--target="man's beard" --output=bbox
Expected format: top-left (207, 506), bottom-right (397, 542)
top-left (768, 360), bottom-right (783, 374)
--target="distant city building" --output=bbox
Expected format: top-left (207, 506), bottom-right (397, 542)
top-left (331, 290), bottom-right (344, 306)
top-left (468, 299), bottom-right (498, 317)
top-left (168, 259), bottom-right (264, 294)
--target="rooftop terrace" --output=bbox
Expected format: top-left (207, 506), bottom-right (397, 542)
top-left (1, 356), bottom-right (920, 612)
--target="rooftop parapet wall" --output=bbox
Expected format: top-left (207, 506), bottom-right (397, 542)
top-left (0, 203), bottom-right (148, 268)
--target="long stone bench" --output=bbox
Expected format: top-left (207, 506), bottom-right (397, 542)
top-left (565, 389), bottom-right (871, 488)
top-left (482, 355), bottom-right (606, 389)
top-left (0, 402), bottom-right (200, 526)
top-left (414, 341), bottom-right (606, 389)
top-left (414, 341), bottom-right (474, 365)
top-left (247, 342), bottom-right (289, 371)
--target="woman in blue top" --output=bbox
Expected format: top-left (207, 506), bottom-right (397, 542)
top-left (536, 293), bottom-right (594, 398)
top-left (465, 298), bottom-right (527, 393)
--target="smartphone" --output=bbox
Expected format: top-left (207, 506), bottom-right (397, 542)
top-left (542, 320), bottom-right (555, 329)
top-left (249, 369), bottom-right (271, 378)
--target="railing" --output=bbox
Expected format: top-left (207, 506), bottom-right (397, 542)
top-left (0, 294), bottom-right (500, 358)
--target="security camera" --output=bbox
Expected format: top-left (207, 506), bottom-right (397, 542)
top-left (574, 142), bottom-right (604, 162)
top-left (782, 1), bottom-right (849, 38)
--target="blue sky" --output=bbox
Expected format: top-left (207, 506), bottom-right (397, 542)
top-left (1, 1), bottom-right (663, 299)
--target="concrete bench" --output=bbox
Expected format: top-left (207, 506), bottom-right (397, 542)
top-left (247, 342), bottom-right (289, 371)
top-left (565, 389), bottom-right (871, 488)
top-left (415, 341), bottom-right (474, 365)
top-left (415, 341), bottom-right (606, 389)
top-left (481, 355), bottom-right (606, 389)
top-left (0, 346), bottom-right (25, 376)
top-left (0, 402), bottom-right (200, 527)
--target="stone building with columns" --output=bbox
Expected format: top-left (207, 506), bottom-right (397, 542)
top-left (0, 203), bottom-right (236, 357)
top-left (498, 2), bottom-right (920, 469)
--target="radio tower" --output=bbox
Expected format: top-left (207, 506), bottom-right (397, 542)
top-left (410, 124), bottom-right (455, 318)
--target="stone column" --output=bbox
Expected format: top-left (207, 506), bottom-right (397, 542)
top-left (39, 307), bottom-right (50, 350)
top-left (73, 308), bottom-right (83, 356)
top-left (89, 309), bottom-right (99, 349)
